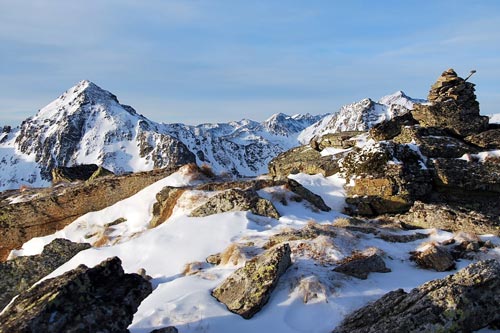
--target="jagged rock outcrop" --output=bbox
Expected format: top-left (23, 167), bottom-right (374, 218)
top-left (410, 244), bottom-right (455, 272)
top-left (264, 222), bottom-right (336, 249)
top-left (341, 141), bottom-right (432, 215)
top-left (465, 129), bottom-right (500, 149)
top-left (196, 179), bottom-right (278, 192)
top-left (369, 112), bottom-right (418, 141)
top-left (412, 69), bottom-right (489, 137)
top-left (387, 201), bottom-right (500, 235)
top-left (212, 243), bottom-right (292, 319)
top-left (0, 257), bottom-right (152, 332)
top-left (0, 238), bottom-right (91, 311)
top-left (190, 188), bottom-right (280, 219)
top-left (310, 131), bottom-right (364, 151)
top-left (432, 157), bottom-right (500, 193)
top-left (332, 260), bottom-right (500, 333)
top-left (393, 126), bottom-right (476, 158)
top-left (149, 186), bottom-right (186, 228)
top-left (333, 248), bottom-right (391, 279)
top-left (0, 165), bottom-right (180, 261)
top-left (51, 164), bottom-right (113, 184)
top-left (268, 145), bottom-right (341, 180)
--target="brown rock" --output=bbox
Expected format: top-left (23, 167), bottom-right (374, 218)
top-left (310, 131), bottom-right (364, 151)
top-left (149, 186), bottom-right (186, 228)
top-left (465, 129), bottom-right (500, 149)
top-left (410, 244), bottom-right (455, 271)
top-left (334, 248), bottom-right (391, 279)
top-left (0, 165), bottom-right (181, 261)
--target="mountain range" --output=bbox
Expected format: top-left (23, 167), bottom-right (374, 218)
top-left (2, 80), bottom-right (424, 190)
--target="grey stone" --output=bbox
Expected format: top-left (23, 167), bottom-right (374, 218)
top-left (333, 248), bottom-right (391, 279)
top-left (332, 260), bottom-right (500, 333)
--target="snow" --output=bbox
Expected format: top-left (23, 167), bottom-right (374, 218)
top-left (7, 168), bottom-right (497, 332)
top-left (459, 150), bottom-right (500, 163)
top-left (490, 113), bottom-right (500, 124)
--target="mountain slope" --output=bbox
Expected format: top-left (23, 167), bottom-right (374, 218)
top-left (0, 82), bottom-right (425, 191)
top-left (298, 91), bottom-right (426, 144)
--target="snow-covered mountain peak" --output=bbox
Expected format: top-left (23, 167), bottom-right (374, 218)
top-left (378, 90), bottom-right (426, 109)
top-left (262, 112), bottom-right (323, 136)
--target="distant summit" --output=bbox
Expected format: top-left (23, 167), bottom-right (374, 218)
top-left (0, 81), bottom-right (426, 190)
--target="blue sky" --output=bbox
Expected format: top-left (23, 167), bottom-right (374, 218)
top-left (1, 0), bottom-right (500, 125)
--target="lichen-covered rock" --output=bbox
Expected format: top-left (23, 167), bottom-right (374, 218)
top-left (196, 178), bottom-right (279, 192)
top-left (310, 131), bottom-right (364, 151)
top-left (212, 243), bottom-right (292, 319)
top-left (190, 188), bottom-right (280, 219)
top-left (0, 165), bottom-right (180, 261)
top-left (149, 186), bottom-right (186, 228)
top-left (285, 179), bottom-right (331, 212)
top-left (465, 129), bottom-right (500, 149)
top-left (0, 257), bottom-right (152, 333)
top-left (393, 126), bottom-right (476, 158)
top-left (432, 157), bottom-right (500, 193)
top-left (264, 222), bottom-right (336, 249)
top-left (51, 164), bottom-right (114, 184)
top-left (332, 260), bottom-right (500, 333)
top-left (0, 238), bottom-right (91, 311)
top-left (268, 145), bottom-right (341, 180)
top-left (389, 201), bottom-right (500, 236)
top-left (333, 248), bottom-right (391, 279)
top-left (410, 244), bottom-right (455, 272)
top-left (412, 69), bottom-right (489, 137)
top-left (369, 112), bottom-right (418, 141)
top-left (341, 141), bottom-right (432, 215)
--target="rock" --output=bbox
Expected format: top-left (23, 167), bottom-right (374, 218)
top-left (196, 178), bottom-right (279, 192)
top-left (410, 244), bottom-right (455, 271)
top-left (206, 253), bottom-right (222, 265)
top-left (390, 201), bottom-right (500, 236)
top-left (0, 238), bottom-right (91, 311)
top-left (149, 327), bottom-right (179, 333)
top-left (285, 179), bottom-right (331, 212)
top-left (0, 257), bottom-right (152, 332)
top-left (310, 131), bottom-right (364, 151)
top-left (465, 129), bottom-right (500, 149)
top-left (190, 188), bottom-right (280, 219)
top-left (376, 232), bottom-right (428, 243)
top-left (333, 248), bottom-right (391, 279)
top-left (149, 186), bottom-right (186, 228)
top-left (332, 260), bottom-right (500, 333)
top-left (51, 164), bottom-right (114, 184)
top-left (341, 141), bottom-right (432, 215)
top-left (432, 157), bottom-right (500, 193)
top-left (369, 112), bottom-right (418, 141)
top-left (264, 222), bottom-right (336, 249)
top-left (0, 165), bottom-right (181, 261)
top-left (268, 145), bottom-right (341, 180)
top-left (393, 126), bottom-right (476, 158)
top-left (212, 243), bottom-right (292, 319)
top-left (412, 69), bottom-right (489, 137)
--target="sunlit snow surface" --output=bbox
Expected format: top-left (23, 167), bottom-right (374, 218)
top-left (6, 169), bottom-right (500, 333)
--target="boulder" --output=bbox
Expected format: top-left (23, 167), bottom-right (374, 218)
top-left (285, 179), bottom-right (331, 212)
top-left (268, 145), bottom-right (341, 180)
top-left (264, 222), bottom-right (336, 249)
top-left (465, 129), bottom-right (500, 149)
top-left (149, 328), bottom-right (179, 333)
top-left (410, 244), bottom-right (455, 272)
top-left (432, 157), bottom-right (500, 193)
top-left (341, 141), bottom-right (432, 215)
top-left (0, 257), bottom-right (152, 332)
top-left (0, 165), bottom-right (181, 261)
top-left (412, 69), bottom-right (489, 137)
top-left (51, 164), bottom-right (113, 184)
top-left (190, 188), bottom-right (280, 219)
top-left (212, 243), bottom-right (292, 319)
top-left (369, 112), bottom-right (418, 141)
top-left (393, 126), bottom-right (476, 158)
top-left (389, 201), bottom-right (500, 236)
top-left (310, 131), bottom-right (364, 151)
top-left (333, 248), bottom-right (391, 279)
top-left (0, 238), bottom-right (91, 310)
top-left (332, 260), bottom-right (500, 333)
top-left (149, 186), bottom-right (186, 228)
